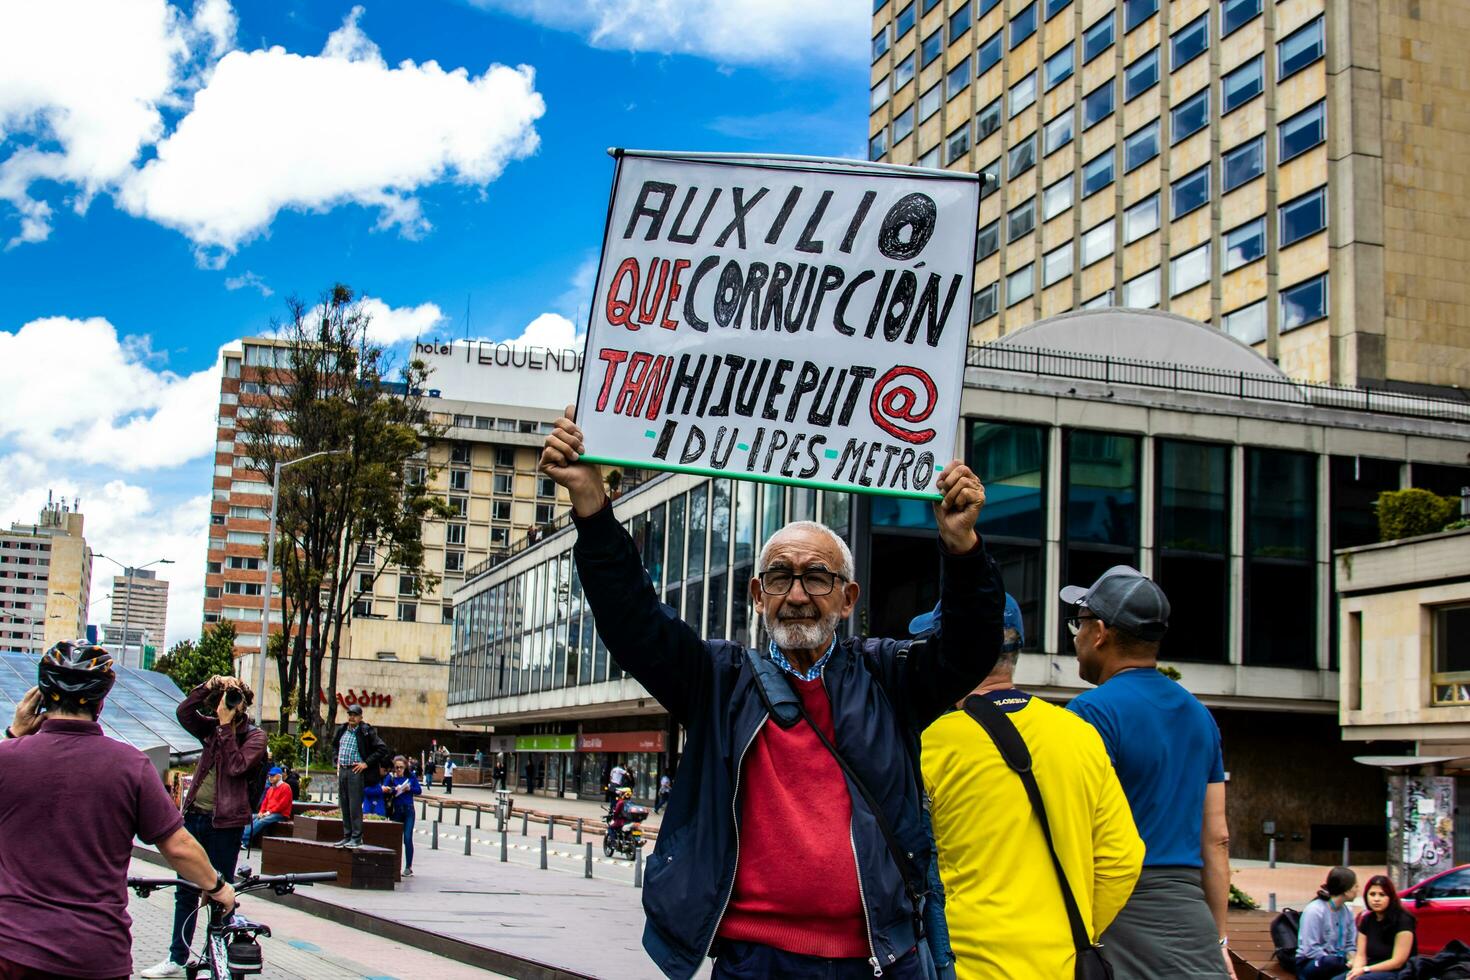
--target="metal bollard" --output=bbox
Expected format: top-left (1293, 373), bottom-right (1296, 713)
top-left (634, 846), bottom-right (644, 888)
top-left (475, 808), bottom-right (482, 830)
top-left (1269, 892), bottom-right (1277, 912)
top-left (521, 812), bottom-right (529, 837)
top-left (548, 816), bottom-right (554, 841)
top-left (1342, 837), bottom-right (1350, 867)
top-left (438, 803), bottom-right (445, 823)
top-left (420, 799), bottom-right (427, 820)
top-left (540, 835), bottom-right (548, 870)
top-left (431, 821), bottom-right (439, 850)
top-left (464, 828), bottom-right (472, 856)
top-left (576, 819), bottom-right (583, 845)
top-left (500, 829), bottom-right (508, 862)
top-left (1268, 838), bottom-right (1277, 868)
top-left (585, 841), bottom-right (594, 879)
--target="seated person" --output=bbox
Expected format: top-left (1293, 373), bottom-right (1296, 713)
top-left (1337, 874), bottom-right (1416, 980)
top-left (1297, 867), bottom-right (1359, 980)
top-left (241, 766), bottom-right (293, 849)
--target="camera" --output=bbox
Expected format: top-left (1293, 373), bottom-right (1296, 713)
top-left (223, 687), bottom-right (245, 710)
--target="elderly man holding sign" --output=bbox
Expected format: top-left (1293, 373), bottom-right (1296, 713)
top-left (541, 405), bottom-right (1004, 980)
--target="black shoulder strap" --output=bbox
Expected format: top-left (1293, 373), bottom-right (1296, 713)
top-left (743, 648), bottom-right (803, 729)
top-left (963, 694), bottom-right (1093, 956)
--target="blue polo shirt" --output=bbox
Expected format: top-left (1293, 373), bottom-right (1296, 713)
top-left (1067, 668), bottom-right (1224, 868)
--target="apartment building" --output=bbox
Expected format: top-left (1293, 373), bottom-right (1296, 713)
top-left (0, 495), bottom-right (91, 653)
top-left (109, 567), bottom-right (168, 655)
top-left (868, 0), bottom-right (1470, 390)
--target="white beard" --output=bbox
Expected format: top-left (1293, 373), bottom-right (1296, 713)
top-left (764, 605), bottom-right (842, 654)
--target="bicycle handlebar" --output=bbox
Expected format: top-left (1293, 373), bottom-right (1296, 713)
top-left (127, 871), bottom-right (337, 896)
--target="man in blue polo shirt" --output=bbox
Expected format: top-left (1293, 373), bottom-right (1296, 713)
top-left (1064, 566), bottom-right (1234, 980)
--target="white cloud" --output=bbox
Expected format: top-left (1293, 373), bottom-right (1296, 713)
top-left (0, 3), bottom-right (545, 261)
top-left (471, 0), bottom-right (865, 67)
top-left (504, 312), bottom-right (581, 348)
top-left (359, 296), bottom-right (445, 345)
top-left (0, 315), bottom-right (223, 470)
top-left (224, 270), bottom-right (272, 296)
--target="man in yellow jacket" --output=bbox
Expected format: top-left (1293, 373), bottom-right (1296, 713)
top-left (919, 598), bottom-right (1143, 978)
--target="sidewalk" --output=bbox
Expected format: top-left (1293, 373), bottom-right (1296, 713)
top-left (1231, 859), bottom-right (1387, 911)
top-left (127, 857), bottom-right (508, 980)
top-left (418, 784), bottom-right (664, 832)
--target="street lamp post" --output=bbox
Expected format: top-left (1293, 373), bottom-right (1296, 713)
top-left (94, 555), bottom-right (173, 667)
top-left (257, 449), bottom-right (349, 726)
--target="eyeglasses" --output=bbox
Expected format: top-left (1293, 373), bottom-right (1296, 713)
top-left (1066, 614), bottom-right (1100, 636)
top-left (758, 568), bottom-right (846, 596)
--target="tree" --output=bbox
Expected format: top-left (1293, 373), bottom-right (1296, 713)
top-left (235, 284), bottom-right (447, 736)
top-left (153, 622), bottom-right (238, 691)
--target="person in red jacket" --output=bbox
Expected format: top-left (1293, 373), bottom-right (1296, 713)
top-left (241, 767), bottom-right (293, 849)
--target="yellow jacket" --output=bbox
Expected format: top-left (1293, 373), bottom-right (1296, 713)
top-left (922, 692), bottom-right (1144, 979)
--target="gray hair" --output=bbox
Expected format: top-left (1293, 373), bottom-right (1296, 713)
top-left (757, 520), bottom-right (855, 581)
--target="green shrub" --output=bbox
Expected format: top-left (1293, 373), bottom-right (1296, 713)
top-left (267, 733), bottom-right (299, 770)
top-left (1377, 488), bottom-right (1459, 542)
top-left (1229, 882), bottom-right (1259, 910)
top-left (1445, 518), bottom-right (1470, 532)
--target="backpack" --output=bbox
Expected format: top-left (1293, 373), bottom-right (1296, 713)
top-left (1269, 908), bottom-right (1301, 969)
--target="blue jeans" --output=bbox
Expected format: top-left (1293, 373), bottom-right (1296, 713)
top-left (397, 807), bottom-right (415, 869)
top-left (169, 811), bottom-right (242, 965)
top-left (712, 941), bottom-right (926, 980)
top-left (1297, 954), bottom-right (1348, 980)
top-left (240, 811), bottom-right (283, 848)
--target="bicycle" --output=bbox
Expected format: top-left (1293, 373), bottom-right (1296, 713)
top-left (129, 867), bottom-right (337, 979)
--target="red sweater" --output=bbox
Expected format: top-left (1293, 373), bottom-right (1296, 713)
top-left (258, 782), bottom-right (293, 819)
top-left (716, 675), bottom-right (870, 959)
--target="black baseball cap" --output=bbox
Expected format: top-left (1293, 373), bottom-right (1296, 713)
top-left (346, 704), bottom-right (363, 716)
top-left (1060, 565), bottom-right (1170, 641)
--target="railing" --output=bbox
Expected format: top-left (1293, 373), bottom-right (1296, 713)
top-left (966, 343), bottom-right (1470, 424)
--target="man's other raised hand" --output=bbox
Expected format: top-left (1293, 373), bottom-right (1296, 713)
top-left (539, 405), bottom-right (608, 517)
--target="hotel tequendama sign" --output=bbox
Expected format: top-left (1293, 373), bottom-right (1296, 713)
top-left (575, 150), bottom-right (980, 501)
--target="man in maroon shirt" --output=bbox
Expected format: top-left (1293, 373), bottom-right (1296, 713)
top-left (0, 641), bottom-right (235, 980)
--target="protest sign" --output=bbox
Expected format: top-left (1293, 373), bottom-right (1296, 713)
top-left (574, 150), bottom-right (979, 500)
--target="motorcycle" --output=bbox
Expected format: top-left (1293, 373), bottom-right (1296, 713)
top-left (603, 799), bottom-right (649, 860)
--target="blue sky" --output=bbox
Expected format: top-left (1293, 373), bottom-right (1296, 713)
top-left (0, 0), bottom-right (869, 646)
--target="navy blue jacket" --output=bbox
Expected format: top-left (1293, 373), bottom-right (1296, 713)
top-left (572, 503), bottom-right (1005, 979)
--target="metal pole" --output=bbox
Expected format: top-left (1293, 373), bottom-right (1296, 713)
top-left (420, 799), bottom-right (427, 820)
top-left (576, 819), bottom-right (583, 844)
top-left (539, 836), bottom-right (547, 870)
top-left (475, 808), bottom-right (482, 830)
top-left (1269, 892), bottom-right (1277, 912)
top-left (634, 846), bottom-right (644, 888)
top-left (500, 829), bottom-right (508, 862)
top-left (521, 812), bottom-right (528, 837)
top-left (439, 802), bottom-right (445, 823)
top-left (455, 806), bottom-right (461, 827)
top-left (256, 461), bottom-right (282, 725)
top-left (431, 822), bottom-right (439, 850)
top-left (464, 828), bottom-right (472, 856)
top-left (547, 816), bottom-right (554, 840)
top-left (585, 841), bottom-right (593, 879)
top-left (1268, 838), bottom-right (1276, 868)
top-left (1342, 837), bottom-right (1350, 867)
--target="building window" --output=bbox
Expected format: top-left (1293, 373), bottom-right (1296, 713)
top-left (229, 555), bottom-right (263, 570)
top-left (1009, 71), bottom-right (1037, 117)
top-left (1124, 49), bottom-right (1159, 100)
top-left (446, 523), bottom-right (466, 545)
top-left (950, 2), bottom-right (972, 40)
top-left (1278, 17), bottom-right (1325, 81)
top-left (1080, 290), bottom-right (1114, 309)
top-left (449, 469), bottom-right (469, 491)
top-left (206, 561), bottom-right (222, 574)
top-left (398, 601), bottom-right (417, 623)
top-left (1045, 0), bottom-right (1071, 20)
top-left (1172, 164), bottom-right (1209, 216)
top-left (1007, 263), bottom-right (1035, 306)
top-left (492, 472), bottom-right (512, 495)
top-left (204, 586), bottom-right (222, 599)
top-left (1221, 0), bottom-right (1261, 37)
top-left (1170, 242), bottom-right (1210, 295)
top-left (1010, 2), bottom-right (1037, 48)
top-left (896, 1), bottom-right (916, 38)
top-left (1123, 267), bottom-right (1160, 308)
top-left (1172, 14), bottom-right (1209, 68)
top-left (1124, 120), bottom-right (1159, 171)
top-left (1083, 14), bottom-right (1114, 63)
top-left (1043, 176), bottom-right (1073, 220)
top-left (535, 503), bottom-right (555, 525)
top-left (1064, 431), bottom-right (1141, 638)
top-left (1222, 56), bottom-right (1263, 114)
top-left (976, 97), bottom-right (1001, 139)
top-left (1223, 300), bottom-right (1267, 345)
top-left (870, 129), bottom-right (888, 161)
top-left (872, 77), bottom-right (891, 112)
top-left (922, 27), bottom-right (944, 67)
top-left (972, 283), bottom-right (1000, 322)
top-left (1124, 0), bottom-right (1156, 32)
top-left (1279, 100), bottom-right (1326, 163)
top-left (920, 82), bottom-right (942, 122)
top-left (1156, 440), bottom-right (1232, 663)
top-left (1007, 134), bottom-right (1036, 178)
top-left (946, 122), bottom-right (971, 163)
top-left (1432, 604), bottom-right (1470, 706)
top-left (893, 104), bottom-right (916, 143)
top-left (1082, 150), bottom-right (1114, 197)
top-left (1280, 274), bottom-right (1328, 332)
top-left (918, 145), bottom-right (940, 168)
top-left (494, 446), bottom-right (515, 468)
top-left (968, 420), bottom-right (1049, 646)
top-left (1045, 45), bottom-right (1074, 90)
top-left (450, 443), bottom-right (470, 465)
top-left (1279, 186), bottom-right (1327, 247)
top-left (1222, 136), bottom-right (1264, 191)
top-left (537, 476), bottom-right (556, 498)
top-left (357, 572), bottom-right (374, 594)
top-left (1044, 110), bottom-right (1074, 154)
top-left (449, 496), bottom-right (468, 517)
top-left (1043, 241), bottom-right (1073, 286)
top-left (1082, 81), bottom-right (1113, 129)
top-left (1008, 198), bottom-right (1036, 241)
top-left (490, 526), bottom-right (509, 547)
top-left (1172, 88), bottom-right (1208, 144)
top-left (873, 26), bottom-right (890, 61)
top-left (982, 158), bottom-right (1001, 197)
top-left (1081, 220), bottom-right (1115, 266)
top-left (977, 219), bottom-right (1001, 259)
top-left (976, 30), bottom-right (1003, 76)
top-left (1124, 193), bottom-right (1159, 242)
top-left (492, 500), bottom-right (511, 521)
top-left (1223, 217), bottom-right (1266, 272)
top-left (1245, 448), bottom-right (1316, 667)
top-left (446, 551), bottom-right (465, 573)
top-left (398, 574), bottom-right (418, 596)
top-left (210, 514), bottom-right (225, 526)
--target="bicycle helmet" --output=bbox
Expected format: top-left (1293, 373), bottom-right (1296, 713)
top-left (38, 639), bottom-right (116, 709)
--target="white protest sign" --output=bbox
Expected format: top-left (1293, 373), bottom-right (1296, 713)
top-left (575, 151), bottom-right (979, 500)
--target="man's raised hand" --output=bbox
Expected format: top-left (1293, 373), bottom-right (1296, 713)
top-left (932, 461), bottom-right (986, 554)
top-left (539, 405), bottom-right (608, 517)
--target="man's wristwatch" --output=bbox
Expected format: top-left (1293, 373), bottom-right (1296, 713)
top-left (205, 873), bottom-right (228, 895)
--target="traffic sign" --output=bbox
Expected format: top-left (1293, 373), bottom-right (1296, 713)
top-left (299, 731), bottom-right (318, 748)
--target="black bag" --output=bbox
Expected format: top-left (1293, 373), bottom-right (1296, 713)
top-left (1268, 908), bottom-right (1300, 969)
top-left (964, 695), bottom-right (1113, 980)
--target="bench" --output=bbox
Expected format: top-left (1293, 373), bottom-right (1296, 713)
top-left (1227, 909), bottom-right (1297, 979)
top-left (260, 837), bottom-right (396, 890)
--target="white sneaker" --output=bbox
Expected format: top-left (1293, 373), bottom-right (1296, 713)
top-left (140, 959), bottom-right (186, 978)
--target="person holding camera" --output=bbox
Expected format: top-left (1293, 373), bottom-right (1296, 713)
top-left (331, 704), bottom-right (391, 848)
top-left (142, 675), bottom-right (266, 978)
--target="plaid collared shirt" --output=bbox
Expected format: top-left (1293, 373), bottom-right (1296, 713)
top-left (337, 727), bottom-right (361, 767)
top-left (767, 637), bottom-right (836, 682)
